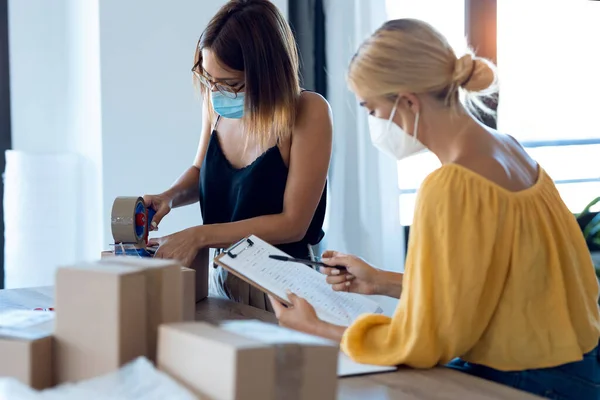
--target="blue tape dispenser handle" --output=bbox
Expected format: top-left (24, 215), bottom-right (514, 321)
top-left (147, 207), bottom-right (157, 230)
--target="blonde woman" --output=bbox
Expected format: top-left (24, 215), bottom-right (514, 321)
top-left (144, 0), bottom-right (332, 311)
top-left (270, 19), bottom-right (600, 399)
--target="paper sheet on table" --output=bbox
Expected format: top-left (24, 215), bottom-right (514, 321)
top-left (0, 357), bottom-right (196, 400)
top-left (0, 310), bottom-right (54, 340)
top-left (0, 288), bottom-right (54, 312)
top-left (337, 353), bottom-right (397, 377)
top-left (215, 235), bottom-right (383, 326)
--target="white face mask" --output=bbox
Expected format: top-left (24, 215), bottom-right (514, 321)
top-left (368, 101), bottom-right (427, 160)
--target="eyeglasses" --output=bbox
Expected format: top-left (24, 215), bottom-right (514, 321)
top-left (191, 61), bottom-right (245, 99)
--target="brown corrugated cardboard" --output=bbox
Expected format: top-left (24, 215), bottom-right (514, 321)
top-left (181, 267), bottom-right (196, 321)
top-left (157, 322), bottom-right (276, 400)
top-left (104, 257), bottom-right (183, 361)
top-left (221, 320), bottom-right (339, 400)
top-left (0, 311), bottom-right (54, 390)
top-left (55, 263), bottom-right (148, 383)
top-left (0, 336), bottom-right (53, 389)
top-left (190, 248), bottom-right (209, 302)
top-left (101, 248), bottom-right (208, 301)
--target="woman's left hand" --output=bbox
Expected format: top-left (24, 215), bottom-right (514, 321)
top-left (268, 291), bottom-right (323, 336)
top-left (151, 226), bottom-right (204, 267)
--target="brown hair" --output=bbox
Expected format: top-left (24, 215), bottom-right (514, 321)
top-left (193, 0), bottom-right (300, 150)
top-left (348, 19), bottom-right (498, 116)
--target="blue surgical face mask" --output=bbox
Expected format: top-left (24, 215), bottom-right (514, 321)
top-left (211, 91), bottom-right (245, 119)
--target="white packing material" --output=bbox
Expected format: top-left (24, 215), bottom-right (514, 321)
top-left (0, 357), bottom-right (196, 400)
top-left (3, 151), bottom-right (82, 289)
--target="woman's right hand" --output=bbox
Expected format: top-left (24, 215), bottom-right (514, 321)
top-left (320, 251), bottom-right (382, 295)
top-left (142, 193), bottom-right (173, 231)
top-left (320, 251), bottom-right (403, 298)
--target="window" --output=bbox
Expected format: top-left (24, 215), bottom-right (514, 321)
top-left (497, 0), bottom-right (600, 214)
top-left (387, 0), bottom-right (600, 226)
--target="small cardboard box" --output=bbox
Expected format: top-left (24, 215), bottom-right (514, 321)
top-left (55, 263), bottom-right (148, 383)
top-left (0, 310), bottom-right (54, 390)
top-left (100, 247), bottom-right (209, 302)
top-left (190, 248), bottom-right (209, 302)
top-left (104, 257), bottom-right (183, 361)
top-left (181, 267), bottom-right (196, 321)
top-left (104, 262), bottom-right (195, 321)
top-left (157, 321), bottom-right (339, 400)
top-left (221, 320), bottom-right (339, 400)
top-left (157, 322), bottom-right (276, 400)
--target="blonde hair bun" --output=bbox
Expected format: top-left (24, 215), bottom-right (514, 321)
top-left (454, 54), bottom-right (496, 93)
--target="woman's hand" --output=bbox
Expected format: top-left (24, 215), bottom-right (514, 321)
top-left (269, 291), bottom-right (322, 334)
top-left (320, 251), bottom-right (403, 299)
top-left (151, 226), bottom-right (204, 267)
top-left (143, 193), bottom-right (173, 231)
top-left (320, 251), bottom-right (381, 295)
top-left (268, 291), bottom-right (346, 342)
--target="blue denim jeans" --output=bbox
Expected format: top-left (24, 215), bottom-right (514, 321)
top-left (447, 346), bottom-right (600, 399)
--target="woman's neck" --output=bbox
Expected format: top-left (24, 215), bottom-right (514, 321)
top-left (422, 109), bottom-right (493, 165)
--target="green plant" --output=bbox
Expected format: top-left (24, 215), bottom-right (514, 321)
top-left (578, 197), bottom-right (600, 248)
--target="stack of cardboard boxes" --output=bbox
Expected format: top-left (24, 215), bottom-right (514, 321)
top-left (100, 247), bottom-right (210, 320)
top-left (0, 251), bottom-right (339, 399)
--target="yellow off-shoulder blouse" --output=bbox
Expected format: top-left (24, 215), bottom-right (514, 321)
top-left (341, 163), bottom-right (600, 371)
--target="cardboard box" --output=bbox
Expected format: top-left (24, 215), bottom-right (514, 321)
top-left (221, 320), bottom-right (339, 400)
top-left (190, 248), bottom-right (209, 302)
top-left (157, 321), bottom-right (339, 400)
top-left (100, 247), bottom-right (209, 302)
top-left (104, 257), bottom-right (183, 361)
top-left (0, 310), bottom-right (54, 390)
top-left (157, 322), bottom-right (276, 400)
top-left (55, 263), bottom-right (148, 383)
top-left (181, 267), bottom-right (196, 321)
top-left (0, 336), bottom-right (53, 389)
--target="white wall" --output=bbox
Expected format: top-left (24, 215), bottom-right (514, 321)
top-left (65, 0), bottom-right (104, 262)
top-left (8, 0), bottom-right (290, 260)
top-left (9, 0), bottom-right (70, 152)
top-left (98, 0), bottom-right (219, 247)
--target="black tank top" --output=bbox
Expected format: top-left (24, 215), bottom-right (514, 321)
top-left (199, 117), bottom-right (326, 259)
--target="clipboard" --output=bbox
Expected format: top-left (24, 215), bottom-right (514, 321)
top-left (214, 235), bottom-right (384, 327)
top-left (214, 236), bottom-right (293, 307)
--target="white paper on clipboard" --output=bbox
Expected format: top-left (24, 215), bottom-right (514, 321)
top-left (215, 235), bottom-right (383, 326)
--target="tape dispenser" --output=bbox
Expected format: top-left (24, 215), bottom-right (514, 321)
top-left (110, 196), bottom-right (157, 257)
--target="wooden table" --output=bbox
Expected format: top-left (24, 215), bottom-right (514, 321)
top-left (0, 287), bottom-right (538, 399)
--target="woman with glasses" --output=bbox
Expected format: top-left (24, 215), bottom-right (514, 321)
top-left (144, 0), bottom-right (332, 311)
top-left (270, 18), bottom-right (600, 399)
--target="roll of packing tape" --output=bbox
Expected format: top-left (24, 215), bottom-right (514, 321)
top-left (111, 196), bottom-right (147, 245)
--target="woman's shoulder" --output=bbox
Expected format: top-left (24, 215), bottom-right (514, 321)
top-left (422, 132), bottom-right (540, 197)
top-left (419, 163), bottom-right (501, 202)
top-left (296, 90), bottom-right (331, 119)
top-left (418, 160), bottom-right (550, 208)
top-left (291, 90), bottom-right (333, 138)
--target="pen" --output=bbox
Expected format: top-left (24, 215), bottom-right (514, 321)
top-left (268, 255), bottom-right (347, 271)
